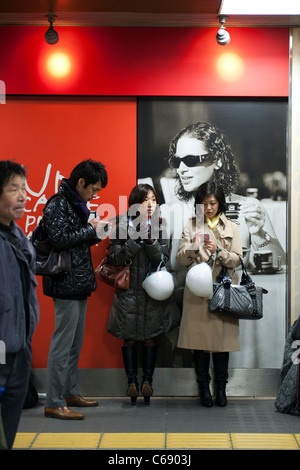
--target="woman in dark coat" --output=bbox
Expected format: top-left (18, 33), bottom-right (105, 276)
top-left (275, 317), bottom-right (300, 416)
top-left (107, 184), bottom-right (180, 404)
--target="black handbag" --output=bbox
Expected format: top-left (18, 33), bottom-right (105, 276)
top-left (31, 217), bottom-right (71, 277)
top-left (209, 257), bottom-right (268, 320)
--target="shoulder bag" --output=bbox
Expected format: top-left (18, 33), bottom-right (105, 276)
top-left (95, 252), bottom-right (131, 290)
top-left (208, 257), bottom-right (268, 320)
top-left (31, 195), bottom-right (72, 277)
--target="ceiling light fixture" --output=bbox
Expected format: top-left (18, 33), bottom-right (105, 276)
top-left (45, 13), bottom-right (59, 45)
top-left (216, 16), bottom-right (230, 46)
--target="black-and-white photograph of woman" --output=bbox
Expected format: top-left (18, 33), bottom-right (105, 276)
top-left (138, 98), bottom-right (287, 371)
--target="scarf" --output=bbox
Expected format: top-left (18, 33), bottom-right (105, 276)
top-left (66, 179), bottom-right (90, 224)
top-left (205, 212), bottom-right (222, 230)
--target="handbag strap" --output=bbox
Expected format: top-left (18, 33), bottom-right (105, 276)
top-left (239, 256), bottom-right (256, 293)
top-left (144, 254), bottom-right (166, 278)
top-left (217, 255), bottom-right (260, 313)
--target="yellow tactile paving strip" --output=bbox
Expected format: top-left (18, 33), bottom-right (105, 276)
top-left (100, 432), bottom-right (165, 449)
top-left (167, 433), bottom-right (232, 449)
top-left (13, 432), bottom-right (300, 450)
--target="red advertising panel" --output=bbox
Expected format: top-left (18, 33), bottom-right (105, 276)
top-left (0, 97), bottom-right (137, 367)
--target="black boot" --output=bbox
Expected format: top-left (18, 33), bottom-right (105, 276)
top-left (141, 345), bottom-right (157, 405)
top-left (122, 345), bottom-right (139, 405)
top-left (194, 350), bottom-right (213, 407)
top-left (212, 352), bottom-right (229, 407)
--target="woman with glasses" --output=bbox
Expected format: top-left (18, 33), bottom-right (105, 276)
top-left (161, 121), bottom-right (285, 306)
top-left (176, 182), bottom-right (243, 407)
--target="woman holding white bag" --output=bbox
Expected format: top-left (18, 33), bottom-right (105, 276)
top-left (107, 184), bottom-right (180, 405)
top-left (176, 182), bottom-right (243, 407)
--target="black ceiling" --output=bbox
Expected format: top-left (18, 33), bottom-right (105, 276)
top-left (0, 0), bottom-right (299, 27)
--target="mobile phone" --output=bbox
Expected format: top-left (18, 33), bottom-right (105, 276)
top-left (200, 233), bottom-right (210, 241)
top-left (90, 210), bottom-right (101, 220)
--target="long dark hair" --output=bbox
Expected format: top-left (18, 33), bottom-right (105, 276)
top-left (128, 183), bottom-right (159, 210)
top-left (194, 182), bottom-right (226, 215)
top-left (168, 121), bottom-right (240, 201)
top-left (127, 184), bottom-right (162, 238)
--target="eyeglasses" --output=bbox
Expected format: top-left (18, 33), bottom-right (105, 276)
top-left (170, 154), bottom-right (212, 169)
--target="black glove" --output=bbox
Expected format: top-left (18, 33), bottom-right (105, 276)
top-left (141, 221), bottom-right (156, 244)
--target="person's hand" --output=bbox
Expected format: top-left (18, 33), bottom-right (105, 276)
top-left (90, 218), bottom-right (112, 239)
top-left (192, 231), bottom-right (218, 253)
top-left (192, 231), bottom-right (203, 246)
top-left (89, 218), bottom-right (108, 230)
top-left (203, 239), bottom-right (218, 254)
top-left (139, 221), bottom-right (155, 244)
top-left (139, 221), bottom-right (150, 239)
top-left (240, 199), bottom-right (266, 234)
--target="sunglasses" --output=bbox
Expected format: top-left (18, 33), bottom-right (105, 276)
top-left (170, 153), bottom-right (212, 169)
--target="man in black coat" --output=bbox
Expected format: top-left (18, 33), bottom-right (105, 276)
top-left (0, 160), bottom-right (39, 449)
top-left (43, 159), bottom-right (108, 420)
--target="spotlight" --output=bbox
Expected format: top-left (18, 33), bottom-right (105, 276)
top-left (216, 16), bottom-right (230, 46)
top-left (45, 13), bottom-right (59, 45)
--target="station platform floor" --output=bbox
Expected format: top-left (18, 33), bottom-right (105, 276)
top-left (10, 395), bottom-right (300, 462)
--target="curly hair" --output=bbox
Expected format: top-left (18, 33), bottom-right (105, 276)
top-left (168, 122), bottom-right (240, 201)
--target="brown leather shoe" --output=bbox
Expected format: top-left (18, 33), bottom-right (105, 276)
top-left (44, 406), bottom-right (84, 420)
top-left (65, 395), bottom-right (99, 407)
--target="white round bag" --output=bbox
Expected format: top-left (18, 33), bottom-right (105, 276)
top-left (186, 262), bottom-right (213, 298)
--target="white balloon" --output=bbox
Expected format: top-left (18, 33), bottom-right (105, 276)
top-left (186, 262), bottom-right (213, 298)
top-left (142, 270), bottom-right (174, 301)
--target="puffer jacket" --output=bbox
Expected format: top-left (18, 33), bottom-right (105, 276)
top-left (107, 213), bottom-right (181, 341)
top-left (42, 178), bottom-right (100, 298)
top-left (274, 320), bottom-right (300, 416)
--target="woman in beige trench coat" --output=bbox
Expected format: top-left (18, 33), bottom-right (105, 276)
top-left (176, 182), bottom-right (243, 407)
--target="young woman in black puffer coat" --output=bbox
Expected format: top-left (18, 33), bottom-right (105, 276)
top-left (107, 184), bottom-right (180, 405)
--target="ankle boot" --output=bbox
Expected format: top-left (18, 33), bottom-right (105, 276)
top-left (212, 352), bottom-right (229, 407)
top-left (215, 383), bottom-right (227, 407)
top-left (194, 350), bottom-right (213, 407)
top-left (198, 382), bottom-right (213, 407)
top-left (141, 345), bottom-right (157, 405)
top-left (122, 345), bottom-right (139, 405)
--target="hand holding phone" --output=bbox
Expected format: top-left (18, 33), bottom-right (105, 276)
top-left (192, 232), bottom-right (210, 248)
top-left (201, 233), bottom-right (210, 242)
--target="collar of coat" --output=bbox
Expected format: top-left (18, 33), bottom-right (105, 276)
top-left (192, 212), bottom-right (235, 238)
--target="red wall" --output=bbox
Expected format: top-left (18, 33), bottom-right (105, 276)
top-left (0, 97), bottom-right (136, 368)
top-left (0, 25), bottom-right (290, 368)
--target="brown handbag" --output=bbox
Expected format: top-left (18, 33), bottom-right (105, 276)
top-left (95, 256), bottom-right (131, 290)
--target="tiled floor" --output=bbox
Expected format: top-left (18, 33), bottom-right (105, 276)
top-left (13, 396), bottom-right (300, 454)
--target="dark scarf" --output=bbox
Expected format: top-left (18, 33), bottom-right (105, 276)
top-left (65, 179), bottom-right (90, 224)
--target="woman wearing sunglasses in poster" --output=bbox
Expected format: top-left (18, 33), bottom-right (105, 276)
top-left (160, 121), bottom-right (286, 307)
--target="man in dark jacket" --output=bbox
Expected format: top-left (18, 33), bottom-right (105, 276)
top-left (0, 160), bottom-right (39, 449)
top-left (43, 159), bottom-right (108, 420)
